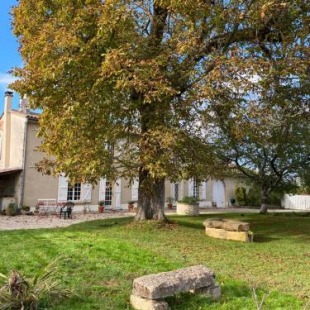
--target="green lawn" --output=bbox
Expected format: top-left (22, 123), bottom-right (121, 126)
top-left (0, 212), bottom-right (309, 309)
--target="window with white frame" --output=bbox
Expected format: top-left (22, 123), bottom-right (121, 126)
top-left (193, 179), bottom-right (200, 198)
top-left (67, 183), bottom-right (81, 201)
top-left (174, 183), bottom-right (179, 202)
top-left (105, 181), bottom-right (112, 206)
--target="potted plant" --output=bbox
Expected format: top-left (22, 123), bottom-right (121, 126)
top-left (5, 203), bottom-right (18, 216)
top-left (34, 204), bottom-right (40, 215)
top-left (21, 205), bottom-right (30, 212)
top-left (128, 201), bottom-right (135, 212)
top-left (176, 196), bottom-right (199, 216)
top-left (166, 197), bottom-right (174, 210)
top-left (98, 201), bottom-right (105, 213)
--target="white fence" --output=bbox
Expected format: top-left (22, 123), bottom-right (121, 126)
top-left (282, 194), bottom-right (310, 210)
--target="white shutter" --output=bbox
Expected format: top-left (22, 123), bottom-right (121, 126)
top-left (58, 175), bottom-right (68, 202)
top-left (188, 179), bottom-right (194, 196)
top-left (114, 178), bottom-right (122, 209)
top-left (179, 181), bottom-right (184, 200)
top-left (81, 183), bottom-right (92, 202)
top-left (201, 181), bottom-right (207, 200)
top-left (99, 178), bottom-right (106, 201)
top-left (131, 179), bottom-right (139, 201)
top-left (171, 183), bottom-right (175, 199)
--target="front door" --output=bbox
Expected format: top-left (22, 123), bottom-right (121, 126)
top-left (212, 180), bottom-right (225, 208)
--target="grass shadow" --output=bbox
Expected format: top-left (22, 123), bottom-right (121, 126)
top-left (165, 281), bottom-right (253, 310)
top-left (168, 215), bottom-right (206, 230)
top-left (66, 216), bottom-right (134, 232)
top-left (170, 212), bottom-right (310, 244)
top-left (251, 233), bottom-right (279, 243)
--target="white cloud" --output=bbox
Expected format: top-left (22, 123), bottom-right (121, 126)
top-left (0, 73), bottom-right (17, 87)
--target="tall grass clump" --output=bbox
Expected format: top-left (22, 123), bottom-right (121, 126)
top-left (0, 258), bottom-right (73, 310)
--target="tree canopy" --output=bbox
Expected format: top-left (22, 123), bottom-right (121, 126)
top-left (11, 0), bottom-right (309, 219)
top-left (205, 74), bottom-right (309, 213)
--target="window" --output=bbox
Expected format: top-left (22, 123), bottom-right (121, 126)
top-left (174, 183), bottom-right (179, 202)
top-left (105, 181), bottom-right (112, 206)
top-left (193, 179), bottom-right (200, 198)
top-left (67, 183), bottom-right (81, 201)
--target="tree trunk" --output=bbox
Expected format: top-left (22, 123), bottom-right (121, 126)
top-left (134, 170), bottom-right (167, 221)
top-left (151, 178), bottom-right (167, 221)
top-left (259, 187), bottom-right (269, 214)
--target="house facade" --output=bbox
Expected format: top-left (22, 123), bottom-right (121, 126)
top-left (0, 91), bottom-right (241, 212)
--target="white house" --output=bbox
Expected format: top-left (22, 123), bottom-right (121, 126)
top-left (0, 92), bottom-right (241, 212)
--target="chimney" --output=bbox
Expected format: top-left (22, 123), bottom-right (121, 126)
top-left (1, 91), bottom-right (13, 168)
top-left (4, 91), bottom-right (13, 112)
top-left (19, 94), bottom-right (29, 113)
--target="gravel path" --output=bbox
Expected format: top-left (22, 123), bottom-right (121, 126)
top-left (0, 212), bottom-right (134, 231)
top-left (1, 208), bottom-right (296, 231)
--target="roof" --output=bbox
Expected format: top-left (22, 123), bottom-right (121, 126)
top-left (11, 109), bottom-right (40, 121)
top-left (0, 167), bottom-right (23, 176)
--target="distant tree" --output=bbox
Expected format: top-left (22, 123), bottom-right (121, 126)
top-left (11, 0), bottom-right (308, 220)
top-left (205, 61), bottom-right (309, 213)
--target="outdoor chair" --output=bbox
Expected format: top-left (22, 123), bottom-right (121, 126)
top-left (60, 202), bottom-right (74, 219)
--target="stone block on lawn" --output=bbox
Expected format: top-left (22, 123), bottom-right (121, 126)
top-left (130, 295), bottom-right (168, 310)
top-left (190, 283), bottom-right (221, 299)
top-left (205, 227), bottom-right (253, 242)
top-left (132, 265), bottom-right (215, 300)
top-left (203, 218), bottom-right (250, 232)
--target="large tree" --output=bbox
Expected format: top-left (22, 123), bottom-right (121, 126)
top-left (11, 0), bottom-right (308, 220)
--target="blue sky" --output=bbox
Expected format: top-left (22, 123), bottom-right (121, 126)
top-left (0, 0), bottom-right (20, 113)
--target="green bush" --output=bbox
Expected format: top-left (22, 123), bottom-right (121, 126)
top-left (268, 191), bottom-right (282, 206)
top-left (242, 184), bottom-right (283, 207)
top-left (246, 186), bottom-right (260, 206)
top-left (5, 203), bottom-right (18, 216)
top-left (178, 196), bottom-right (199, 205)
top-left (21, 206), bottom-right (30, 212)
top-left (235, 187), bottom-right (247, 206)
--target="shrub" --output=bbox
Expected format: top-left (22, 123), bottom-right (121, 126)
top-left (5, 203), bottom-right (18, 216)
top-left (268, 191), bottom-right (282, 206)
top-left (235, 187), bottom-right (247, 206)
top-left (246, 184), bottom-right (283, 207)
top-left (0, 259), bottom-right (73, 310)
top-left (246, 187), bottom-right (260, 207)
top-left (21, 206), bottom-right (30, 212)
top-left (178, 196), bottom-right (199, 205)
